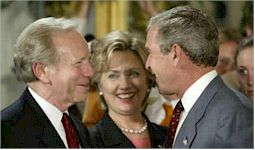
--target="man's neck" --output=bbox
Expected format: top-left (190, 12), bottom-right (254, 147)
top-left (28, 82), bottom-right (70, 112)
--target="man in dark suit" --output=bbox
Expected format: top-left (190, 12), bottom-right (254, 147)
top-left (1, 17), bottom-right (94, 148)
top-left (145, 6), bottom-right (253, 148)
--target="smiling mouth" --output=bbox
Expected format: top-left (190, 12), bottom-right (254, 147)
top-left (77, 84), bottom-right (90, 89)
top-left (116, 93), bottom-right (135, 99)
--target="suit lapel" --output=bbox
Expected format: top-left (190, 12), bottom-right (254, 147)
top-left (145, 115), bottom-right (166, 148)
top-left (69, 113), bottom-right (91, 148)
top-left (99, 113), bottom-right (135, 148)
top-left (174, 76), bottom-right (224, 148)
top-left (25, 89), bottom-right (66, 148)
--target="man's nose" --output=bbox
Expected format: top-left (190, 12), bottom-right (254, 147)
top-left (83, 62), bottom-right (94, 78)
top-left (145, 55), bottom-right (151, 70)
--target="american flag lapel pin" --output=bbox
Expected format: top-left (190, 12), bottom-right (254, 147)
top-left (183, 136), bottom-right (188, 146)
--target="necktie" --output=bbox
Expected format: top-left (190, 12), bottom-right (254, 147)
top-left (160, 103), bottom-right (173, 126)
top-left (164, 100), bottom-right (184, 148)
top-left (61, 113), bottom-right (80, 148)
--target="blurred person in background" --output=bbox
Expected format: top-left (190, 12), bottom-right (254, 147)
top-left (144, 90), bottom-right (179, 126)
top-left (234, 36), bottom-right (253, 101)
top-left (217, 28), bottom-right (242, 90)
top-left (88, 31), bottom-right (167, 148)
top-left (216, 28), bottom-right (241, 75)
top-left (82, 38), bottom-right (105, 128)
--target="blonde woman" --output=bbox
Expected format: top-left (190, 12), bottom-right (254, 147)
top-left (88, 31), bottom-right (167, 148)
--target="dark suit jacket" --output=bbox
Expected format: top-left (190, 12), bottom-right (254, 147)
top-left (88, 112), bottom-right (168, 148)
top-left (1, 88), bottom-right (91, 148)
top-left (171, 76), bottom-right (253, 148)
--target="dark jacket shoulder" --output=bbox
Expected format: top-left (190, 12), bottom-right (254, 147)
top-left (1, 89), bottom-right (57, 148)
top-left (1, 88), bottom-right (91, 148)
top-left (1, 90), bottom-right (29, 122)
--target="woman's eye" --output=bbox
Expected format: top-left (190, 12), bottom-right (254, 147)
top-left (130, 71), bottom-right (140, 78)
top-left (108, 74), bottom-right (118, 79)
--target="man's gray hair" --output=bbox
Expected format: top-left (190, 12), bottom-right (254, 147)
top-left (148, 6), bottom-right (219, 67)
top-left (14, 17), bottom-right (77, 82)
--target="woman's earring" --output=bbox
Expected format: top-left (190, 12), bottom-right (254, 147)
top-left (146, 89), bottom-right (150, 93)
top-left (99, 91), bottom-right (103, 95)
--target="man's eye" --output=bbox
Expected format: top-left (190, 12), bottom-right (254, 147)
top-left (129, 71), bottom-right (140, 78)
top-left (74, 60), bottom-right (83, 66)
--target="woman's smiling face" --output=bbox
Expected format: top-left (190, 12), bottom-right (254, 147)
top-left (99, 50), bottom-right (149, 116)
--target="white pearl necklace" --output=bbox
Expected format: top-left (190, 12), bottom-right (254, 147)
top-left (120, 119), bottom-right (148, 134)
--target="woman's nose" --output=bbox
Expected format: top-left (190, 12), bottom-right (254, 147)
top-left (247, 70), bottom-right (254, 86)
top-left (119, 76), bottom-right (130, 90)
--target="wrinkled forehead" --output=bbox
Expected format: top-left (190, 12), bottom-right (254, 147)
top-left (53, 31), bottom-right (89, 61)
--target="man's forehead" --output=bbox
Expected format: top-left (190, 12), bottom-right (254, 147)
top-left (148, 25), bottom-right (158, 36)
top-left (146, 26), bottom-right (158, 43)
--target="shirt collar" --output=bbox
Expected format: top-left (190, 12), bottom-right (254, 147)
top-left (28, 87), bottom-right (67, 129)
top-left (181, 70), bottom-right (217, 113)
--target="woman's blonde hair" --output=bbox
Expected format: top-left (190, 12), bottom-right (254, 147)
top-left (90, 31), bottom-right (154, 109)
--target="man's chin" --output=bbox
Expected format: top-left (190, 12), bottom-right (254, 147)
top-left (157, 87), bottom-right (175, 96)
top-left (74, 95), bottom-right (88, 103)
top-left (157, 88), bottom-right (168, 95)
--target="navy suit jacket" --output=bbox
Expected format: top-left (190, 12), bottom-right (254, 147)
top-left (171, 76), bottom-right (253, 148)
top-left (1, 88), bottom-right (91, 148)
top-left (89, 112), bottom-right (168, 148)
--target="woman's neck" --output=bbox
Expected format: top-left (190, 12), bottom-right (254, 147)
top-left (108, 110), bottom-right (145, 129)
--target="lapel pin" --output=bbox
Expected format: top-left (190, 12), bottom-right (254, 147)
top-left (183, 137), bottom-right (188, 146)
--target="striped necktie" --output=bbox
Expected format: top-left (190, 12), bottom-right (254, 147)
top-left (62, 113), bottom-right (80, 148)
top-left (164, 100), bottom-right (184, 148)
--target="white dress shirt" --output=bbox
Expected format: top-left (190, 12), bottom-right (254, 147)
top-left (173, 70), bottom-right (217, 144)
top-left (28, 87), bottom-right (68, 148)
top-left (145, 88), bottom-right (179, 124)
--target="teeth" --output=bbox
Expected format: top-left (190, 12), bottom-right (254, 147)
top-left (117, 93), bottom-right (135, 99)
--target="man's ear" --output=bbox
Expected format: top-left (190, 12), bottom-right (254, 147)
top-left (32, 62), bottom-right (51, 84)
top-left (171, 43), bottom-right (183, 67)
